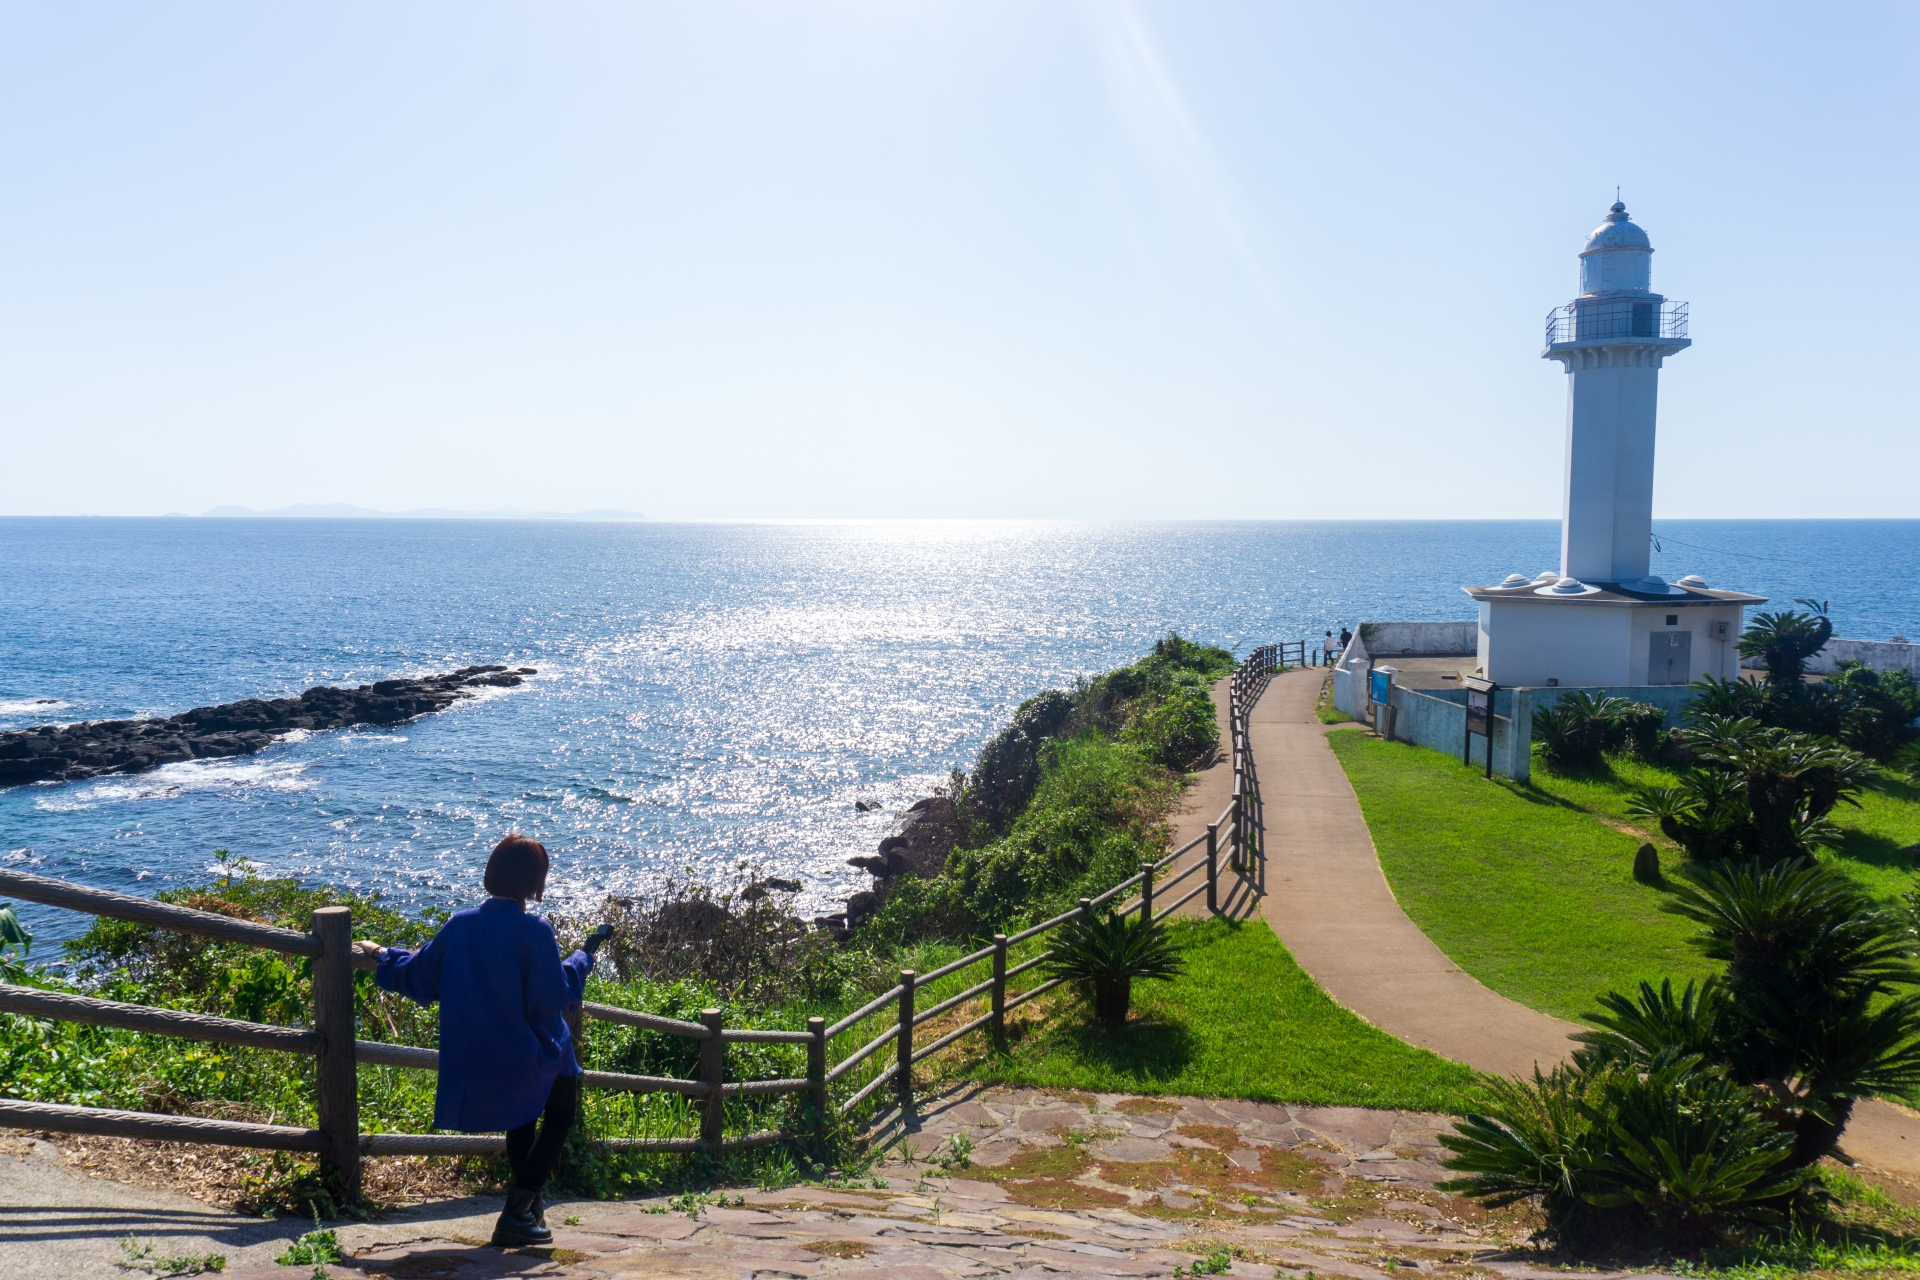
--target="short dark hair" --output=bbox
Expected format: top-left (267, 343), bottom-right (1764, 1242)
top-left (484, 834), bottom-right (549, 901)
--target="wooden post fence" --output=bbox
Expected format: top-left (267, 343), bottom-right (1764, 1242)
top-left (990, 935), bottom-right (1008, 1050)
top-left (699, 1008), bottom-right (726, 1152)
top-left (806, 1016), bottom-right (827, 1140)
top-left (1205, 822), bottom-right (1219, 913)
top-left (1139, 861), bottom-right (1154, 923)
top-left (309, 906), bottom-right (360, 1201)
top-left (895, 971), bottom-right (916, 1106)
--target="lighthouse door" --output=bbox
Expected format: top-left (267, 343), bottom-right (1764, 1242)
top-left (1648, 631), bottom-right (1692, 685)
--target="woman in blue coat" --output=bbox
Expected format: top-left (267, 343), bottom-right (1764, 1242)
top-left (357, 834), bottom-right (601, 1247)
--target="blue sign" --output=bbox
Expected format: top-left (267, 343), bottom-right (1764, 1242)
top-left (1369, 670), bottom-right (1392, 704)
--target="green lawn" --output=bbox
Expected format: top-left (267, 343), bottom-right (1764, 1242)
top-left (1329, 733), bottom-right (1920, 1024)
top-left (1330, 733), bottom-right (1714, 1022)
top-left (965, 916), bottom-right (1485, 1114)
top-left (1515, 747), bottom-right (1920, 905)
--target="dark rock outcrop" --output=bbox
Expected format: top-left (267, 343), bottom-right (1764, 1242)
top-left (835, 794), bottom-right (962, 933)
top-left (0, 665), bottom-right (536, 787)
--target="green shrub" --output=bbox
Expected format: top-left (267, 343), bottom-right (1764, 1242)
top-left (1614, 701), bottom-right (1669, 758)
top-left (1827, 660), bottom-right (1920, 760)
top-left (0, 901), bottom-right (31, 983)
top-left (935, 734), bottom-right (1179, 938)
top-left (963, 689), bottom-right (1074, 841)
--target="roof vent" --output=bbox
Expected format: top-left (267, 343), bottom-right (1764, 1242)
top-left (1676, 574), bottom-right (1708, 589)
top-left (1533, 570), bottom-right (1559, 583)
top-left (1537, 576), bottom-right (1599, 597)
top-left (1500, 574), bottom-right (1531, 587)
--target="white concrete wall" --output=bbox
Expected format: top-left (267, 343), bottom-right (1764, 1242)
top-left (1356, 621), bottom-right (1477, 656)
top-left (1483, 600), bottom-right (1745, 688)
top-left (1483, 600), bottom-right (1634, 687)
top-left (1628, 603), bottom-right (1744, 684)
top-left (1741, 636), bottom-right (1920, 677)
top-left (1331, 620), bottom-right (1475, 717)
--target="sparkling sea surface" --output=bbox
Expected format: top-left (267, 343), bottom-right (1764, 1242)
top-left (3, 517), bottom-right (1916, 950)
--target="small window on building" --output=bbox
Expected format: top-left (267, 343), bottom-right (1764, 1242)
top-left (1666, 615), bottom-right (1678, 626)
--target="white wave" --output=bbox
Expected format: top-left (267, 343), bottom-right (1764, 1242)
top-left (34, 757), bottom-right (317, 812)
top-left (0, 697), bottom-right (67, 717)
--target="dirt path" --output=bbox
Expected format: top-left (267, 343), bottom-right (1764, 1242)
top-left (1157, 679), bottom-right (1260, 921)
top-left (0, 1088), bottom-right (1663, 1280)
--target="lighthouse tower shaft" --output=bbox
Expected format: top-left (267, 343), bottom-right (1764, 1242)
top-left (1544, 202), bottom-right (1689, 585)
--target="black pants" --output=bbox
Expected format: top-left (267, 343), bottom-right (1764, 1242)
top-left (505, 1074), bottom-right (580, 1192)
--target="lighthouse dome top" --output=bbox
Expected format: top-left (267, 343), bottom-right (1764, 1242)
top-left (1582, 202), bottom-right (1652, 253)
top-left (1578, 201), bottom-right (1653, 295)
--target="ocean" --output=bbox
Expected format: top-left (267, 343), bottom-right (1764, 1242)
top-left (4, 517), bottom-right (1916, 951)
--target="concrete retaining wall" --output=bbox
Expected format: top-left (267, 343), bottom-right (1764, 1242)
top-left (1381, 684), bottom-right (1534, 781)
top-left (1359, 621), bottom-right (1478, 657)
top-left (1330, 620), bottom-right (1477, 718)
top-left (1332, 617), bottom-right (1706, 782)
top-left (1740, 636), bottom-right (1920, 677)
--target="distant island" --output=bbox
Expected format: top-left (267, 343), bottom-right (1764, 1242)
top-left (202, 503), bottom-right (646, 521)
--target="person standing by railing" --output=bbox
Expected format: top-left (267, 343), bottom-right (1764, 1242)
top-left (354, 834), bottom-right (603, 1247)
top-left (1321, 631), bottom-right (1337, 666)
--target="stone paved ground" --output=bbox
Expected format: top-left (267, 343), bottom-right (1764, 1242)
top-left (0, 1086), bottom-right (1678, 1280)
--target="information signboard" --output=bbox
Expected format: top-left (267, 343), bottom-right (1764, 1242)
top-left (1462, 675), bottom-right (1496, 777)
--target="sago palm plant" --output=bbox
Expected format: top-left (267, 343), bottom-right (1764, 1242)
top-left (1662, 860), bottom-right (1920, 1166)
top-left (1041, 908), bottom-right (1185, 1028)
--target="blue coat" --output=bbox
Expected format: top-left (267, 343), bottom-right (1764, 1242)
top-left (374, 898), bottom-right (593, 1134)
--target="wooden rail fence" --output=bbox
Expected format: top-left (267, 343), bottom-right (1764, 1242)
top-left (0, 649), bottom-right (1280, 1200)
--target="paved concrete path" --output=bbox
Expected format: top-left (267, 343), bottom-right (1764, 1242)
top-left (1248, 669), bottom-right (1581, 1079)
top-left (1, 1088), bottom-right (1666, 1280)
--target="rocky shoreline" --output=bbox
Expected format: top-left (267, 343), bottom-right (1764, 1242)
top-left (0, 665), bottom-right (535, 787)
top-left (813, 793), bottom-right (958, 938)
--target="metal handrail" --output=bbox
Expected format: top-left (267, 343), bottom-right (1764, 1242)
top-left (1545, 298), bottom-right (1688, 344)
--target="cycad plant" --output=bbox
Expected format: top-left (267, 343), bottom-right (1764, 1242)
top-left (1533, 692), bottom-right (1631, 771)
top-left (1627, 716), bottom-right (1868, 864)
top-left (1041, 908), bottom-right (1185, 1028)
top-left (1661, 860), bottom-right (1920, 1166)
top-left (1441, 860), bottom-right (1920, 1245)
top-left (1437, 1059), bottom-right (1808, 1248)
top-left (1737, 601), bottom-right (1833, 690)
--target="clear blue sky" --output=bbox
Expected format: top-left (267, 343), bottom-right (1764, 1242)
top-left (3, 2), bottom-right (1914, 520)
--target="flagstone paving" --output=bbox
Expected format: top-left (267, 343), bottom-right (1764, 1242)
top-left (0, 1086), bottom-right (1680, 1280)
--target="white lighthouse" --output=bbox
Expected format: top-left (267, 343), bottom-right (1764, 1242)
top-left (1555, 202), bottom-right (1687, 584)
top-left (1466, 202), bottom-right (1764, 690)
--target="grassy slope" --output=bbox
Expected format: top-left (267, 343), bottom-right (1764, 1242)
top-left (1330, 732), bottom-right (1920, 1023)
top-left (1510, 749), bottom-right (1920, 904)
top-left (966, 917), bottom-right (1484, 1113)
top-left (1329, 733), bottom-right (1712, 1022)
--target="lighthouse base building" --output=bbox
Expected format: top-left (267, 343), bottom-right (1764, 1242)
top-left (1332, 201), bottom-right (1764, 776)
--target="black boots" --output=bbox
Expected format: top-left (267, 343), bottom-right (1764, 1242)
top-left (491, 1184), bottom-right (553, 1248)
